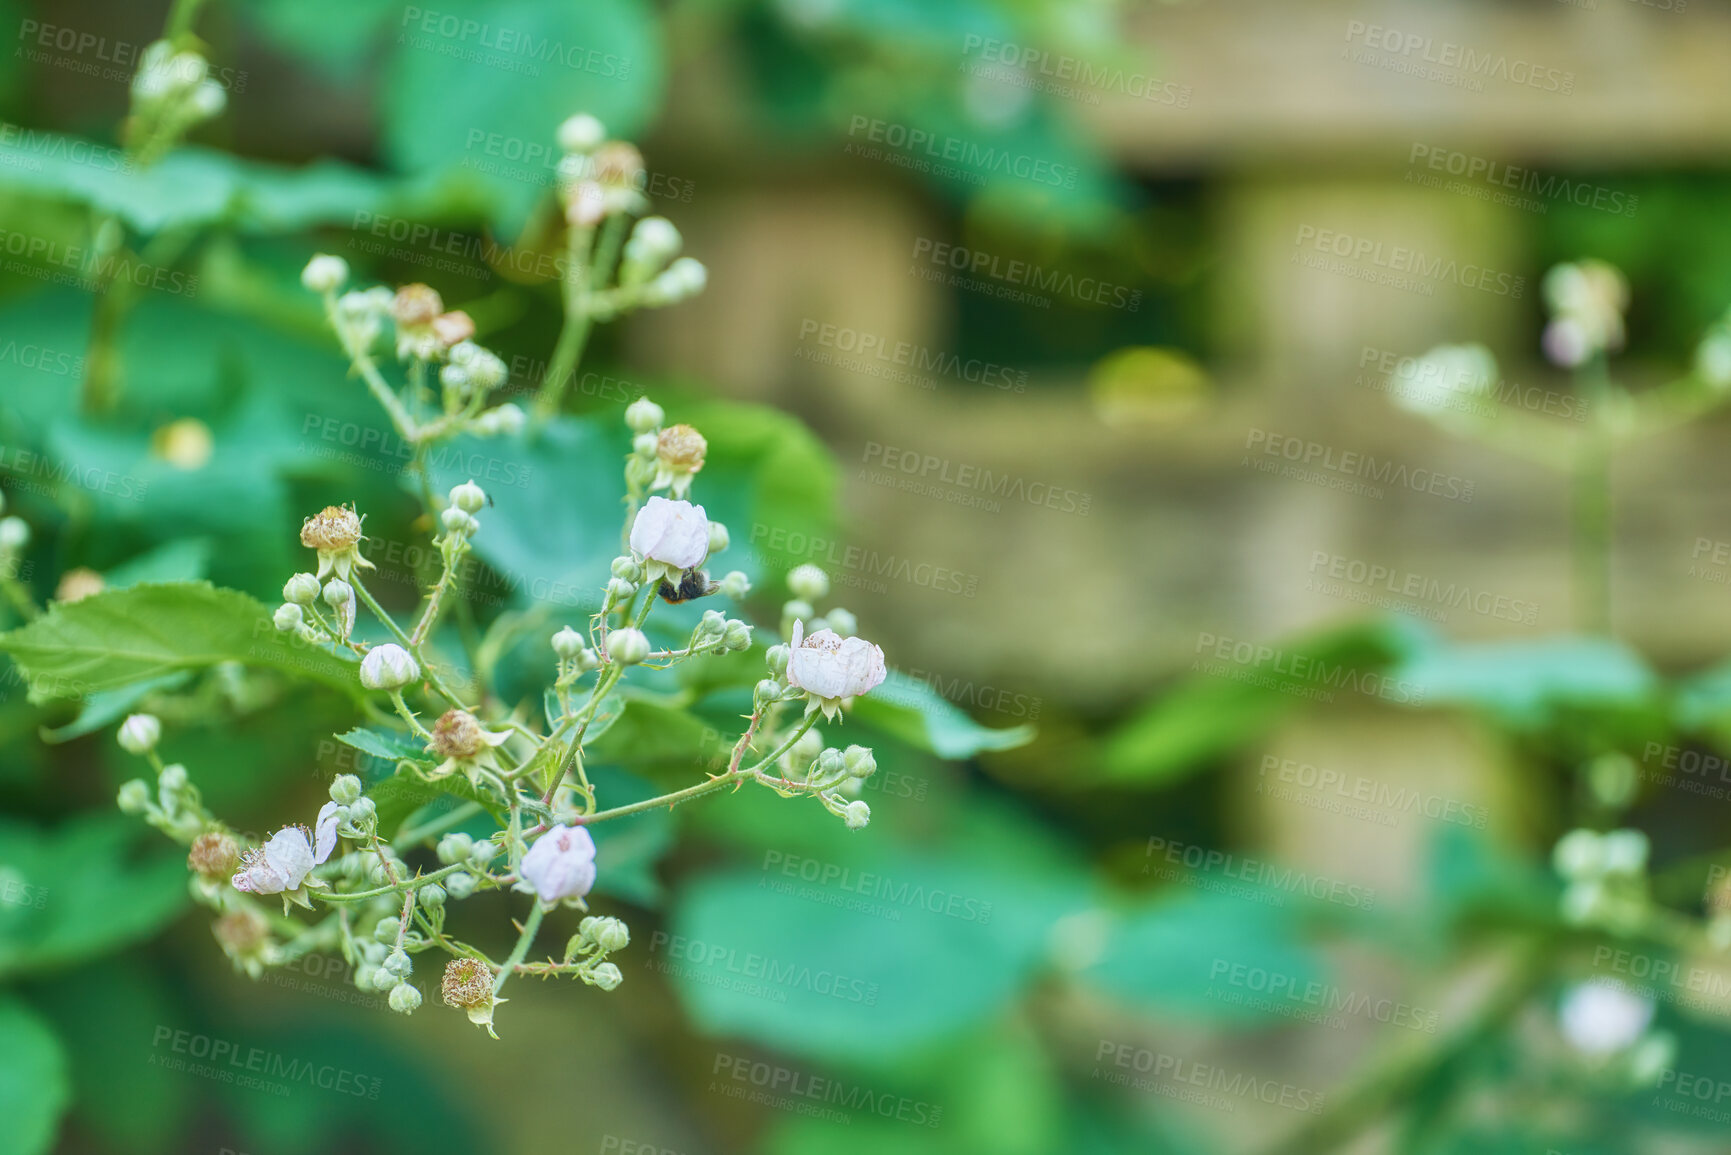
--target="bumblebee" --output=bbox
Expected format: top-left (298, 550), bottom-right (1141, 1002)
top-left (658, 569), bottom-right (722, 603)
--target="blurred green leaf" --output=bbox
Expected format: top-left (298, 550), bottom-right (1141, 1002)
top-left (102, 539), bottom-right (213, 587)
top-left (0, 581), bottom-right (361, 703)
top-left (853, 670), bottom-right (1033, 758)
top-left (0, 815), bottom-right (188, 978)
top-left (0, 997), bottom-right (69, 1155)
top-left (38, 672), bottom-right (192, 745)
top-left (1395, 636), bottom-right (1658, 731)
top-left (586, 766), bottom-right (673, 905)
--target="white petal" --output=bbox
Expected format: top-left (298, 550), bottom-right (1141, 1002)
top-left (261, 827), bottom-right (315, 891)
top-left (520, 825), bottom-right (598, 903)
top-left (314, 801), bottom-right (341, 863)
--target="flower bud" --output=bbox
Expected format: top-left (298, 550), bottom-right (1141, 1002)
top-left (283, 572), bottom-right (320, 605)
top-left (301, 254), bottom-right (349, 294)
top-left (444, 871), bottom-right (477, 900)
top-left (388, 982), bottom-right (422, 1014)
top-left (844, 745), bottom-right (876, 778)
top-left (474, 403), bottom-right (525, 436)
top-left (606, 576), bottom-right (636, 600)
top-left (608, 628), bottom-right (650, 665)
top-left (720, 571), bottom-right (751, 600)
top-left (843, 800), bottom-right (871, 830)
top-left (765, 644), bottom-right (790, 676)
top-left (119, 714), bottom-right (162, 755)
top-left (632, 432), bottom-right (659, 457)
top-left (436, 832), bottom-right (474, 864)
top-left (117, 779), bottom-right (151, 813)
top-left (322, 579), bottom-right (353, 608)
top-left (558, 113), bottom-right (606, 153)
top-left (383, 949), bottom-right (413, 978)
top-left (723, 621), bottom-right (752, 651)
top-left (0, 517), bottom-right (27, 552)
top-left (469, 838), bottom-right (501, 867)
top-left (610, 556), bottom-right (644, 583)
top-left (449, 480), bottom-right (487, 514)
top-left (755, 679), bottom-right (783, 702)
top-left (697, 609), bottom-right (727, 639)
top-left (826, 608), bottom-right (858, 637)
top-left (391, 284), bottom-right (444, 328)
top-left (816, 748), bottom-right (847, 778)
top-left (187, 831), bottom-right (240, 878)
top-left (1601, 829), bottom-right (1649, 876)
top-left (360, 644), bottom-right (420, 691)
top-left (419, 882), bottom-right (447, 908)
top-left (552, 627), bottom-right (587, 661)
top-left (788, 565), bottom-right (829, 601)
top-left (625, 216), bottom-right (681, 267)
top-left (707, 521), bottom-right (730, 554)
top-left (590, 961), bottom-right (623, 991)
top-left (273, 603), bottom-right (303, 632)
top-left (625, 396), bottom-right (664, 433)
top-left (374, 917), bottom-right (402, 943)
top-left (329, 774), bottom-right (363, 805)
top-left (345, 796), bottom-right (377, 829)
top-left (588, 916), bottom-right (630, 953)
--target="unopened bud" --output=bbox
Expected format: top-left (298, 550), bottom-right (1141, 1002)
top-left (843, 800), bottom-right (871, 830)
top-left (301, 254), bottom-right (349, 294)
top-left (329, 774), bottom-right (363, 805)
top-left (117, 779), bottom-right (151, 813)
top-left (625, 396), bottom-right (664, 433)
top-left (449, 480), bottom-right (487, 514)
top-left (558, 113), bottom-right (606, 154)
top-left (590, 961), bottom-right (623, 991)
top-left (322, 579), bottom-right (353, 608)
top-left (436, 832), bottom-right (474, 865)
top-left (721, 571), bottom-right (751, 599)
top-left (708, 522), bottom-right (730, 554)
top-left (444, 871), bottom-right (477, 900)
top-left (283, 572), bottom-right (320, 605)
top-left (825, 608), bottom-right (858, 637)
top-left (273, 603), bottom-right (303, 632)
top-left (389, 982), bottom-right (422, 1014)
top-left (359, 644), bottom-right (420, 691)
top-left (843, 745), bottom-right (876, 778)
top-left (119, 714), bottom-right (161, 755)
top-left (788, 565), bottom-right (829, 601)
top-left (552, 627), bottom-right (587, 661)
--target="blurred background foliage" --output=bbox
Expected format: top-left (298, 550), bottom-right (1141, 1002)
top-left (5, 0), bottom-right (1731, 1153)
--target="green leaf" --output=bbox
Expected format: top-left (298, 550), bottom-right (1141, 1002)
top-left (0, 581), bottom-right (361, 704)
top-left (101, 539), bottom-right (213, 587)
top-left (38, 672), bottom-right (192, 745)
top-left (584, 697), bottom-right (725, 766)
top-left (1394, 635), bottom-right (1658, 730)
top-left (0, 997), bottom-right (69, 1155)
top-left (1082, 890), bottom-right (1327, 1025)
top-left (0, 815), bottom-right (188, 978)
top-left (382, 0), bottom-right (662, 235)
top-left (852, 670), bottom-right (1033, 759)
top-left (1100, 618), bottom-right (1424, 785)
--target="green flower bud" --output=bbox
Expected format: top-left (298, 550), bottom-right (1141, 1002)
top-left (449, 479), bottom-right (487, 514)
top-left (787, 564), bottom-right (829, 601)
top-left (436, 833), bottom-right (474, 865)
top-left (764, 644), bottom-right (790, 676)
top-left (844, 745), bottom-right (877, 778)
top-left (816, 748), bottom-right (847, 778)
top-left (118, 713), bottom-right (161, 755)
top-left (697, 609), bottom-right (727, 638)
top-left (552, 626), bottom-right (587, 662)
top-left (440, 507), bottom-right (478, 537)
top-left (606, 577), bottom-right (637, 601)
top-left (468, 838), bottom-right (501, 867)
top-left (383, 949), bottom-right (412, 978)
top-left (354, 964), bottom-right (379, 992)
top-left (608, 628), bottom-right (650, 665)
top-left (1601, 829), bottom-right (1649, 876)
top-left (345, 796), bottom-right (378, 829)
top-left (720, 571), bottom-right (751, 600)
top-left (329, 774), bottom-right (363, 805)
top-left (1553, 829), bottom-right (1604, 880)
top-left (723, 621), bottom-right (752, 651)
top-left (374, 917), bottom-right (402, 943)
top-left (590, 961), bottom-right (623, 991)
top-left (611, 556), bottom-right (643, 583)
top-left (625, 396), bottom-right (664, 433)
top-left (158, 763), bottom-right (189, 793)
top-left (117, 778), bottom-right (151, 814)
top-left (322, 578), bottom-right (353, 608)
top-left (445, 871), bottom-right (477, 900)
top-left (825, 607), bottom-right (858, 637)
top-left (283, 572), bottom-right (320, 605)
top-left (419, 882), bottom-right (447, 908)
top-left (843, 800), bottom-right (871, 830)
top-left (591, 916), bottom-right (629, 953)
top-left (273, 603), bottom-right (304, 632)
top-left (708, 521), bottom-right (730, 554)
top-left (388, 982), bottom-right (422, 1014)
top-left (755, 679), bottom-right (783, 702)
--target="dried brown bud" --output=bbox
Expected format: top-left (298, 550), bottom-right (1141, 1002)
top-left (391, 284), bottom-right (444, 327)
top-left (188, 831), bottom-right (240, 879)
top-left (442, 957), bottom-right (495, 1009)
top-left (591, 142), bottom-right (644, 189)
top-left (300, 506), bottom-right (363, 551)
top-left (54, 567), bottom-right (105, 604)
top-left (213, 907), bottom-right (269, 957)
top-left (432, 310), bottom-right (475, 349)
top-left (431, 710), bottom-right (486, 760)
top-left (656, 424), bottom-right (707, 472)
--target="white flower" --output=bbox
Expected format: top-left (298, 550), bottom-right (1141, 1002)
top-left (1391, 344), bottom-right (1497, 417)
top-left (786, 620), bottom-right (886, 718)
top-left (1542, 260), bottom-right (1628, 367)
top-left (232, 802), bottom-right (341, 904)
top-left (302, 255), bottom-right (349, 294)
top-left (558, 113), bottom-right (606, 154)
top-left (1560, 979), bottom-right (1653, 1057)
top-left (629, 497), bottom-right (710, 580)
top-left (360, 644), bottom-right (420, 691)
top-left (520, 825), bottom-right (598, 904)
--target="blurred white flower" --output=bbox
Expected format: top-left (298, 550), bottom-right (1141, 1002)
top-left (787, 619), bottom-right (886, 719)
top-left (1559, 979), bottom-right (1653, 1057)
top-left (520, 824), bottom-right (597, 904)
top-left (1542, 260), bottom-right (1628, 367)
top-left (1391, 344), bottom-right (1498, 417)
top-left (630, 496), bottom-right (710, 579)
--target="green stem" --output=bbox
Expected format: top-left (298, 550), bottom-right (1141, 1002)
top-left (492, 902), bottom-right (546, 997)
top-left (318, 861), bottom-right (467, 904)
top-left (1572, 357), bottom-right (1614, 634)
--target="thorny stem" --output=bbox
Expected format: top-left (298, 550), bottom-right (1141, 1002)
top-left (492, 902), bottom-right (546, 998)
